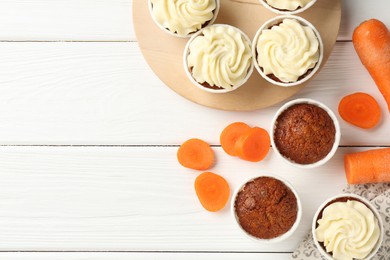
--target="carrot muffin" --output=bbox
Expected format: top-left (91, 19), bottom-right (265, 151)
top-left (150, 0), bottom-right (217, 37)
top-left (315, 197), bottom-right (381, 260)
top-left (273, 103), bottom-right (335, 164)
top-left (263, 0), bottom-right (314, 11)
top-left (234, 177), bottom-right (298, 239)
top-left (256, 18), bottom-right (320, 83)
top-left (186, 25), bottom-right (252, 90)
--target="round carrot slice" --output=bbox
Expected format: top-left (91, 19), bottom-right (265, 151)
top-left (220, 122), bottom-right (251, 156)
top-left (338, 92), bottom-right (381, 129)
top-left (194, 172), bottom-right (230, 212)
top-left (235, 127), bottom-right (271, 162)
top-left (177, 138), bottom-right (214, 170)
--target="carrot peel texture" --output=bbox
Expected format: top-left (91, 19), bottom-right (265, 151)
top-left (352, 19), bottom-right (390, 111)
top-left (344, 148), bottom-right (390, 184)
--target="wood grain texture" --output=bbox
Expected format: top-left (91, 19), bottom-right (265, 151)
top-left (0, 42), bottom-right (388, 145)
top-left (0, 253), bottom-right (291, 260)
top-left (134, 0), bottom-right (341, 111)
top-left (0, 146), bottom-right (365, 251)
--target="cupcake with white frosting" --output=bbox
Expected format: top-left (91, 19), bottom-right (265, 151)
top-left (184, 24), bottom-right (253, 93)
top-left (260, 0), bottom-right (317, 14)
top-left (253, 15), bottom-right (323, 87)
top-left (149, 0), bottom-right (220, 37)
top-left (312, 194), bottom-right (383, 260)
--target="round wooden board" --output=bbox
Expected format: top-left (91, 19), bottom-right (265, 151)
top-left (133, 0), bottom-right (341, 111)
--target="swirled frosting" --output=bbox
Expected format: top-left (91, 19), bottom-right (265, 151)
top-left (187, 25), bottom-right (252, 89)
top-left (150, 0), bottom-right (216, 36)
top-left (256, 18), bottom-right (320, 83)
top-left (315, 200), bottom-right (380, 260)
top-left (265, 0), bottom-right (314, 11)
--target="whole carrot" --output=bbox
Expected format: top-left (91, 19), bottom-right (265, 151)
top-left (352, 19), bottom-right (390, 111)
top-left (344, 148), bottom-right (390, 184)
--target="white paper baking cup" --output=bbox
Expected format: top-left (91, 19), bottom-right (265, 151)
top-left (183, 24), bottom-right (254, 94)
top-left (252, 15), bottom-right (324, 87)
top-left (148, 0), bottom-right (220, 38)
top-left (231, 175), bottom-right (302, 243)
top-left (270, 98), bottom-right (341, 169)
top-left (312, 194), bottom-right (384, 260)
top-left (259, 0), bottom-right (318, 15)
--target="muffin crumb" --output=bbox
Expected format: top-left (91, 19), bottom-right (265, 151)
top-left (234, 177), bottom-right (298, 239)
top-left (274, 103), bottom-right (335, 164)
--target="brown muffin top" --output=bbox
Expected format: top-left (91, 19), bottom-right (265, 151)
top-left (234, 177), bottom-right (298, 239)
top-left (274, 103), bottom-right (336, 164)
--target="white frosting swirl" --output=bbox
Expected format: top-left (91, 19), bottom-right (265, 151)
top-left (265, 0), bottom-right (314, 11)
top-left (187, 25), bottom-right (252, 89)
top-left (256, 18), bottom-right (320, 83)
top-left (315, 200), bottom-right (380, 260)
top-left (150, 0), bottom-right (216, 36)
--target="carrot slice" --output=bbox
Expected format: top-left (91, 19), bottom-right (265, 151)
top-left (353, 19), bottom-right (390, 111)
top-left (220, 122), bottom-right (251, 156)
top-left (344, 148), bottom-right (390, 184)
top-left (194, 172), bottom-right (230, 212)
top-left (177, 138), bottom-right (214, 170)
top-left (235, 127), bottom-right (270, 162)
top-left (338, 92), bottom-right (381, 129)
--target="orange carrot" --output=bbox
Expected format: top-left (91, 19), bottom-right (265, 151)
top-left (235, 127), bottom-right (270, 162)
top-left (344, 148), bottom-right (390, 184)
top-left (194, 172), bottom-right (230, 212)
top-left (353, 19), bottom-right (390, 111)
top-left (220, 122), bottom-right (251, 156)
top-left (338, 92), bottom-right (381, 129)
top-left (177, 138), bottom-right (214, 170)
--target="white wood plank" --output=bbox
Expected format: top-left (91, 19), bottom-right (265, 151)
top-left (339, 0), bottom-right (390, 41)
top-left (0, 252), bottom-right (291, 260)
top-left (134, 0), bottom-right (390, 42)
top-left (0, 42), bottom-right (388, 146)
top-left (0, 146), bottom-right (367, 251)
top-left (0, 0), bottom-right (387, 41)
top-left (0, 0), bottom-right (132, 41)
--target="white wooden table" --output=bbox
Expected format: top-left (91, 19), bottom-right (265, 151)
top-left (0, 1), bottom-right (388, 259)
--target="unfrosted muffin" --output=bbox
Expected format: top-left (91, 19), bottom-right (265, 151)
top-left (149, 0), bottom-right (219, 37)
top-left (270, 99), bottom-right (341, 168)
top-left (184, 24), bottom-right (253, 93)
top-left (234, 176), bottom-right (298, 239)
top-left (273, 103), bottom-right (335, 164)
top-left (232, 175), bottom-right (302, 243)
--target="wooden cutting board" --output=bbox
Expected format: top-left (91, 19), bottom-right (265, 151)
top-left (133, 0), bottom-right (341, 111)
